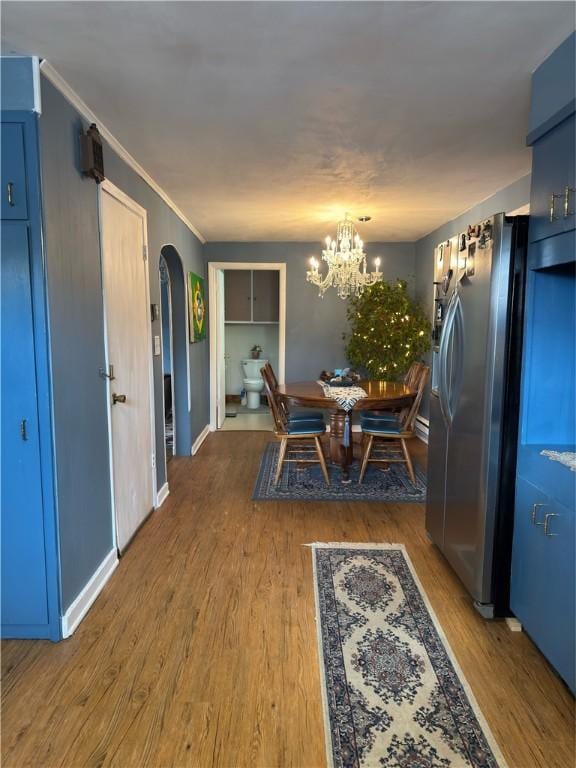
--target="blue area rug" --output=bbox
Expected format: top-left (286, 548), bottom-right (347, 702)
top-left (312, 544), bottom-right (506, 768)
top-left (252, 442), bottom-right (426, 502)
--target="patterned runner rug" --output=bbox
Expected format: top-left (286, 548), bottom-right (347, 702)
top-left (253, 443), bottom-right (426, 502)
top-left (312, 543), bottom-right (507, 768)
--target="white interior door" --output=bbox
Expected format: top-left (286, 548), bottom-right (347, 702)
top-left (100, 183), bottom-right (154, 553)
top-left (216, 269), bottom-right (226, 428)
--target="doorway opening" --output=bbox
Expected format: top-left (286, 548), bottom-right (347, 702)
top-left (159, 256), bottom-right (175, 461)
top-left (159, 245), bottom-right (191, 464)
top-left (208, 263), bottom-right (286, 431)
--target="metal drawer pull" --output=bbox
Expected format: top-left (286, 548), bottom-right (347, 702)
top-left (531, 502), bottom-right (546, 525)
top-left (549, 192), bottom-right (562, 223)
top-left (563, 186), bottom-right (574, 218)
top-left (543, 512), bottom-right (559, 537)
top-left (7, 182), bottom-right (15, 207)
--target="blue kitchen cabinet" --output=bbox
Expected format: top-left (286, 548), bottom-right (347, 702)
top-left (511, 33), bottom-right (575, 693)
top-left (1, 122), bottom-right (28, 219)
top-left (1, 113), bottom-right (61, 640)
top-left (511, 469), bottom-right (575, 691)
top-left (529, 113), bottom-right (575, 243)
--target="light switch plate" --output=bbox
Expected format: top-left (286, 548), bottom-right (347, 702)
top-left (154, 335), bottom-right (161, 356)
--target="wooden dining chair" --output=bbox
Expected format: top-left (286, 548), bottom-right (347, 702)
top-left (261, 363), bottom-right (324, 422)
top-left (361, 361), bottom-right (423, 422)
top-left (404, 361), bottom-right (424, 389)
top-left (358, 365), bottom-right (430, 486)
top-left (262, 373), bottom-right (330, 487)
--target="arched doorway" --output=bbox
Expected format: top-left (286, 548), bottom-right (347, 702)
top-left (159, 245), bottom-right (190, 463)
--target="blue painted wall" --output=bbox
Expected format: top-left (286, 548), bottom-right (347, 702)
top-left (0, 57), bottom-right (39, 112)
top-left (40, 77), bottom-right (209, 611)
top-left (204, 242), bottom-right (417, 380)
top-left (414, 174), bottom-right (531, 419)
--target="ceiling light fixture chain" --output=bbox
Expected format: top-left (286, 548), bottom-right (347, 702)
top-left (306, 213), bottom-right (382, 299)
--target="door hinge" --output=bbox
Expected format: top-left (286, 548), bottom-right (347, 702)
top-left (143, 245), bottom-right (148, 261)
top-left (151, 453), bottom-right (156, 468)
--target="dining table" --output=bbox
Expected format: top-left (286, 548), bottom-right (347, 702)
top-left (276, 380), bottom-right (417, 482)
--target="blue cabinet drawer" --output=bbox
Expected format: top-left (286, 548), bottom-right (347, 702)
top-left (529, 114), bottom-right (576, 243)
top-left (1, 123), bottom-right (28, 220)
top-left (511, 475), bottom-right (575, 692)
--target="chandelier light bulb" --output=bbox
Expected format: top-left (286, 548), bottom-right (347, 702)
top-left (374, 257), bottom-right (381, 268)
top-left (325, 236), bottom-right (331, 248)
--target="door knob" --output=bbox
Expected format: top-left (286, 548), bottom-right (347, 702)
top-left (112, 393), bottom-right (127, 404)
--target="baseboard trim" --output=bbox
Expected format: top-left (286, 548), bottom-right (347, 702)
top-left (191, 424), bottom-right (211, 456)
top-left (61, 549), bottom-right (118, 638)
top-left (155, 482), bottom-right (170, 509)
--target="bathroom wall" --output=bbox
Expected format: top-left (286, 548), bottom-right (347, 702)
top-left (225, 324), bottom-right (279, 395)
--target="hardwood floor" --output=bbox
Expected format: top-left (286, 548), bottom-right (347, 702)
top-left (2, 432), bottom-right (574, 767)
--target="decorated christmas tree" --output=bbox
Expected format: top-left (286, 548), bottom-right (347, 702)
top-left (344, 280), bottom-right (431, 380)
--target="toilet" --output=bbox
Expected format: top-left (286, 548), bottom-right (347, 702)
top-left (241, 358), bottom-right (268, 409)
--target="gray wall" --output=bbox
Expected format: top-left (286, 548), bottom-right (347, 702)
top-left (40, 77), bottom-right (208, 611)
top-left (204, 242), bottom-right (417, 381)
top-left (414, 173), bottom-right (531, 419)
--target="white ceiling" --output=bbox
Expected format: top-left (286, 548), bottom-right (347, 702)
top-left (2, 2), bottom-right (574, 241)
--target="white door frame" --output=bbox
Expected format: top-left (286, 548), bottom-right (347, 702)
top-left (208, 262), bottom-right (286, 431)
top-left (98, 179), bottom-right (157, 547)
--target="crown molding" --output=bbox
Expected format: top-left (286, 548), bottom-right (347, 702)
top-left (39, 60), bottom-right (206, 244)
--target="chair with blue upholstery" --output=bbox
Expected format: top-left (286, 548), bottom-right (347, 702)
top-left (261, 363), bottom-right (324, 422)
top-left (262, 371), bottom-right (330, 486)
top-left (358, 365), bottom-right (429, 486)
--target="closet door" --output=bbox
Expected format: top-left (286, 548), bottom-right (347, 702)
top-left (253, 270), bottom-right (279, 322)
top-left (1, 222), bottom-right (49, 629)
top-left (224, 270), bottom-right (251, 321)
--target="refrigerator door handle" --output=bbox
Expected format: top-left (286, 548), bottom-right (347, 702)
top-left (448, 297), bottom-right (465, 418)
top-left (438, 290), bottom-right (459, 425)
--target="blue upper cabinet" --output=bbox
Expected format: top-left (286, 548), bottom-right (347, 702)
top-left (1, 122), bottom-right (29, 219)
top-left (527, 32), bottom-right (576, 247)
top-left (528, 113), bottom-right (575, 243)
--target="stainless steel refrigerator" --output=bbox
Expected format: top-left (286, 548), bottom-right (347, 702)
top-left (426, 213), bottom-right (528, 617)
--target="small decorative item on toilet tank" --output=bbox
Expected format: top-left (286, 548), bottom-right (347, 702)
top-left (251, 345), bottom-right (262, 359)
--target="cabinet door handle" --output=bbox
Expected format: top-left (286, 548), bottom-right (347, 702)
top-left (531, 502), bottom-right (546, 525)
top-left (7, 182), bottom-right (15, 207)
top-left (543, 512), bottom-right (559, 537)
top-left (549, 192), bottom-right (562, 223)
top-left (563, 186), bottom-right (574, 218)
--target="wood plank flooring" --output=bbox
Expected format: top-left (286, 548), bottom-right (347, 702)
top-left (2, 432), bottom-right (574, 767)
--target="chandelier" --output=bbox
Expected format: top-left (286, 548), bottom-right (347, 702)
top-left (306, 214), bottom-right (382, 299)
